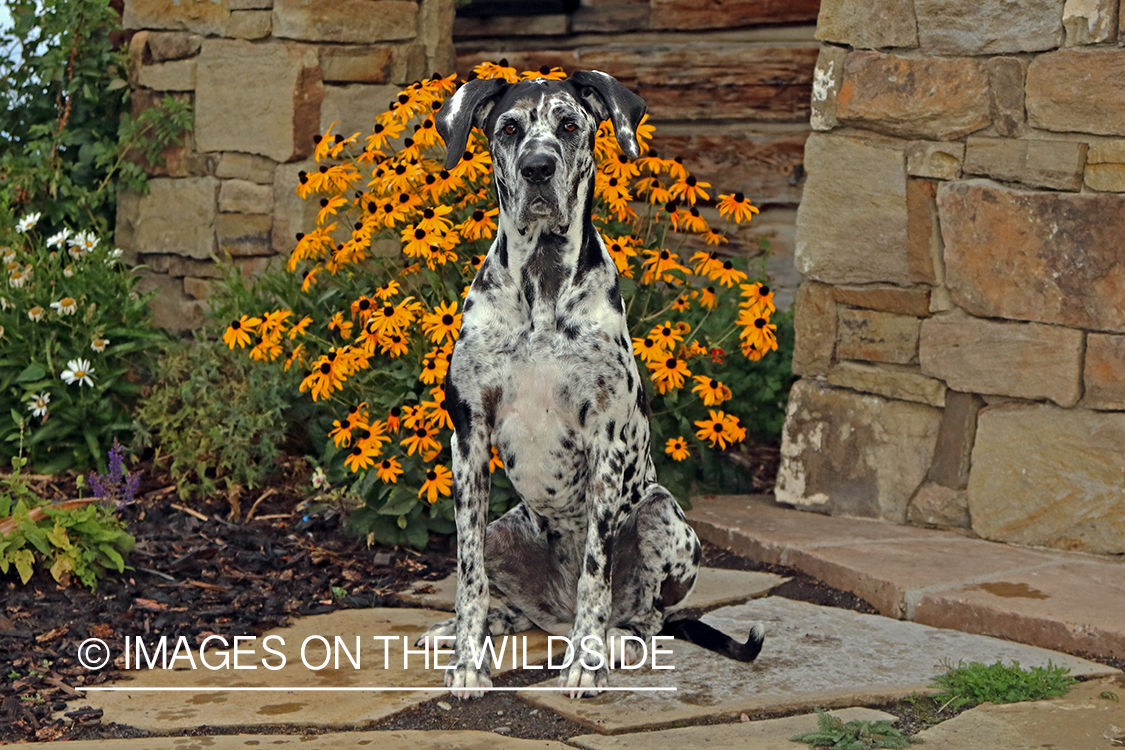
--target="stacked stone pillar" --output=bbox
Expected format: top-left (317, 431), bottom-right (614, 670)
top-left (778, 0), bottom-right (1125, 554)
top-left (116, 0), bottom-right (455, 330)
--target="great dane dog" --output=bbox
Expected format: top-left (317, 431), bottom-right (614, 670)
top-left (420, 70), bottom-right (764, 698)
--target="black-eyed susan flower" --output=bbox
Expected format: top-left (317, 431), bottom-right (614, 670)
top-left (419, 463), bottom-right (453, 503)
top-left (345, 442), bottom-right (380, 472)
top-left (691, 375), bottom-right (732, 406)
top-left (421, 300), bottom-right (461, 344)
top-left (710, 259), bottom-right (749, 287)
top-left (374, 280), bottom-right (401, 300)
top-left (672, 294), bottom-right (691, 312)
top-left (419, 354), bottom-right (448, 384)
top-left (637, 176), bottom-right (672, 205)
top-left (632, 335), bottom-right (666, 364)
top-left (365, 118), bottom-right (406, 152)
top-left (740, 282), bottom-right (776, 318)
top-left (603, 152), bottom-right (640, 181)
top-left (422, 386), bottom-right (454, 431)
top-left (401, 423), bottom-right (442, 456)
top-left (723, 413), bottom-right (747, 444)
top-left (474, 59), bottom-right (520, 83)
top-left (284, 344), bottom-right (306, 372)
top-left (703, 229), bottom-right (728, 247)
top-left (224, 315), bottom-right (261, 349)
top-left (459, 207), bottom-right (499, 241)
top-left (698, 286), bottom-right (719, 310)
top-left (386, 405), bottom-right (402, 432)
top-left (649, 321), bottom-right (685, 350)
top-left (665, 436), bottom-right (690, 461)
top-left (380, 331), bottom-right (410, 358)
top-left (249, 336), bottom-right (283, 362)
top-left (648, 354), bottom-right (690, 393)
top-left (300, 358), bottom-right (343, 401)
top-left (695, 409), bottom-right (733, 449)
top-left (376, 456), bottom-right (404, 483)
top-left (328, 311), bottom-right (354, 339)
top-left (716, 192), bottom-right (760, 223)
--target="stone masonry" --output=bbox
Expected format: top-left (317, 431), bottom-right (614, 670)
top-left (778, 0), bottom-right (1125, 554)
top-left (116, 0), bottom-right (455, 331)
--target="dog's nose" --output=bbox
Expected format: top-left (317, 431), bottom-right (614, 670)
top-left (519, 153), bottom-right (556, 184)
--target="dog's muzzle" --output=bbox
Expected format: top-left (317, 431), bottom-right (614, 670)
top-left (518, 152), bottom-right (560, 219)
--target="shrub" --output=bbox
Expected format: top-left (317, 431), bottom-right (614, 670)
top-left (221, 63), bottom-right (788, 548)
top-left (929, 660), bottom-right (1077, 712)
top-left (0, 212), bottom-right (165, 473)
top-left (135, 331), bottom-right (293, 502)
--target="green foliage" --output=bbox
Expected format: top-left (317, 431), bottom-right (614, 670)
top-left (0, 0), bottom-right (193, 235)
top-left (135, 333), bottom-right (295, 501)
top-left (0, 216), bottom-right (166, 473)
top-left (790, 710), bottom-right (922, 750)
top-left (0, 454), bottom-right (134, 590)
top-left (929, 660), bottom-right (1077, 712)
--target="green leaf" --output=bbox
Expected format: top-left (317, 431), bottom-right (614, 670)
top-left (16, 364), bottom-right (47, 383)
top-left (379, 486), bottom-right (419, 516)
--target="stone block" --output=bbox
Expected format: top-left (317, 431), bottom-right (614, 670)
top-left (905, 141), bottom-right (964, 180)
top-left (140, 253), bottom-right (224, 279)
top-left (123, 0), bottom-right (230, 35)
top-left (183, 276), bottom-right (216, 300)
top-left (230, 0), bottom-right (272, 8)
top-left (1027, 48), bottom-right (1125, 136)
top-left (962, 137), bottom-right (1087, 191)
top-left (1088, 139), bottom-right (1125, 162)
top-left (132, 177), bottom-right (218, 260)
top-left (837, 52), bottom-right (991, 141)
top-left (929, 390), bottom-right (985, 490)
top-left (454, 14), bottom-right (568, 38)
top-left (1085, 162), bottom-right (1125, 190)
top-left (795, 134), bottom-right (910, 285)
top-left (321, 84), bottom-right (399, 141)
top-left (136, 270), bottom-right (207, 333)
top-left (272, 159), bottom-right (320, 255)
top-left (1063, 0), bottom-right (1118, 44)
top-left (837, 308), bottom-right (921, 365)
top-left (652, 0), bottom-right (819, 30)
top-left (792, 282), bottom-right (836, 377)
top-left (216, 213), bottom-right (273, 257)
top-left (146, 31), bottom-right (202, 62)
top-left (419, 0), bottom-right (455, 75)
top-left (827, 362), bottom-right (947, 407)
top-left (272, 0), bottom-right (417, 44)
top-left (810, 44), bottom-right (848, 132)
top-left (938, 180), bottom-right (1125, 332)
top-left (915, 0), bottom-right (1066, 54)
top-left (115, 188), bottom-right (141, 252)
top-left (986, 57), bottom-right (1028, 138)
top-left (815, 0), bottom-right (917, 49)
top-left (776, 379), bottom-right (942, 522)
top-left (319, 45), bottom-right (427, 84)
top-left (219, 179), bottom-right (274, 214)
top-left (907, 483), bottom-right (971, 529)
top-left (969, 404), bottom-right (1125, 554)
top-left (919, 312), bottom-right (1085, 407)
top-left (227, 9), bottom-right (271, 38)
top-left (215, 152), bottom-right (277, 184)
top-left (137, 59), bottom-right (196, 92)
top-left (833, 285), bottom-right (932, 317)
top-left (195, 39), bottom-right (323, 164)
top-left (906, 179), bottom-right (940, 285)
top-left (1082, 333), bottom-right (1125, 410)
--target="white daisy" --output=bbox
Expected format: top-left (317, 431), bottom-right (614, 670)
top-left (73, 230), bottom-right (98, 253)
top-left (91, 337), bottom-right (109, 352)
top-left (27, 392), bottom-right (50, 418)
top-left (47, 228), bottom-right (73, 249)
top-left (63, 265), bottom-right (74, 278)
top-left (15, 212), bottom-right (41, 233)
top-left (61, 359), bottom-right (95, 387)
top-left (1, 248), bottom-right (14, 264)
top-left (28, 305), bottom-right (44, 322)
top-left (50, 297), bottom-right (78, 316)
top-left (0, 296), bottom-right (8, 310)
top-left (8, 269), bottom-right (28, 288)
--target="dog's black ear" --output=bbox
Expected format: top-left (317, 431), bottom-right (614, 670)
top-left (569, 70), bottom-right (647, 159)
top-left (435, 77), bottom-right (510, 170)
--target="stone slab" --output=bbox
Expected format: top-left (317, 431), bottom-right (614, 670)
top-left (137, 59), bottom-right (196, 92)
top-left (986, 57), bottom-right (1028, 137)
top-left (917, 678), bottom-right (1125, 750)
top-left (394, 568), bottom-right (787, 614)
top-left (810, 43), bottom-right (848, 132)
top-left (815, 0), bottom-right (918, 49)
top-left (792, 281), bottom-right (836, 377)
top-left (321, 83), bottom-right (399, 141)
top-left (79, 608), bottom-right (554, 732)
top-left (520, 597), bottom-right (1115, 734)
top-left (1086, 162), bottom-right (1125, 191)
top-left (272, 0), bottom-right (418, 43)
top-left (132, 177), bottom-right (218, 259)
top-left (1064, 0), bottom-right (1119, 45)
top-left (833, 285), bottom-right (932, 317)
top-left (124, 0), bottom-right (231, 36)
top-left (31, 730), bottom-right (574, 750)
top-left (963, 136), bottom-right (1087, 191)
top-left (1083, 333), bottom-right (1125, 410)
top-left (968, 404), bottom-right (1125, 554)
top-left (907, 483), bottom-right (971, 529)
top-left (827, 362), bottom-right (947, 407)
top-left (836, 308), bottom-right (920, 365)
top-left (1028, 48), bottom-right (1125, 136)
top-left (915, 0), bottom-right (1065, 54)
top-left (915, 562), bottom-right (1125, 660)
top-left (906, 140), bottom-right (964, 180)
top-left (938, 180), bottom-right (1125, 333)
top-left (569, 708), bottom-right (898, 750)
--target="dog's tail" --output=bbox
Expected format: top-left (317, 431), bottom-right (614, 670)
top-left (658, 618), bottom-right (765, 662)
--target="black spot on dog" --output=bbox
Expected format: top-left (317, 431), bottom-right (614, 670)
top-left (578, 400), bottom-right (591, 427)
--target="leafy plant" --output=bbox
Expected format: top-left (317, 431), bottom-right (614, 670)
top-left (0, 212), bottom-right (166, 473)
top-left (135, 333), bottom-right (293, 502)
top-left (221, 63), bottom-right (789, 548)
top-left (929, 660), bottom-right (1077, 712)
top-left (790, 710), bottom-right (921, 750)
top-left (0, 449), bottom-right (134, 590)
top-left (0, 0), bottom-right (193, 235)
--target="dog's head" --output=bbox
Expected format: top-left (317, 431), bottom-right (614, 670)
top-left (436, 70), bottom-right (646, 231)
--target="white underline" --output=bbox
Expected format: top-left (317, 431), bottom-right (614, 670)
top-left (79, 686), bottom-right (676, 692)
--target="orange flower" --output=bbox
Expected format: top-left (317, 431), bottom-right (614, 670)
top-left (489, 446), bottom-right (504, 473)
top-left (419, 464), bottom-right (453, 503)
top-left (691, 375), bottom-right (732, 406)
top-left (401, 423), bottom-right (442, 457)
top-left (716, 192), bottom-right (760, 223)
top-left (375, 456), bottom-right (404, 483)
top-left (665, 437), bottom-right (690, 461)
top-left (695, 410), bottom-right (734, 449)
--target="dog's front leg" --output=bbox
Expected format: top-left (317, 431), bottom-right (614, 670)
top-left (560, 444), bottom-right (622, 698)
top-left (447, 426), bottom-right (494, 698)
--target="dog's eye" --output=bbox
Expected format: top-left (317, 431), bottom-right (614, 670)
top-left (503, 123), bottom-right (518, 135)
top-left (562, 121), bottom-right (577, 133)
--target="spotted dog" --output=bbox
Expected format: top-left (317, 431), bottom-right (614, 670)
top-left (420, 70), bottom-right (764, 699)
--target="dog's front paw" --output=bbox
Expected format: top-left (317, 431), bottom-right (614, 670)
top-left (415, 617), bottom-right (457, 649)
top-left (558, 659), bottom-right (608, 699)
top-left (445, 660), bottom-right (492, 699)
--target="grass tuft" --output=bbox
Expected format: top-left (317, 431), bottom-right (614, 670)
top-left (929, 660), bottom-right (1077, 713)
top-left (790, 710), bottom-right (922, 749)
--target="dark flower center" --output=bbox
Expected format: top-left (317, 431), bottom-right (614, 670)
top-left (442, 314), bottom-right (454, 325)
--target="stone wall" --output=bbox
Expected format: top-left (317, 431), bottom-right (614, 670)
top-left (777, 0), bottom-right (1125, 554)
top-left (116, 0), bottom-right (455, 330)
top-left (453, 0), bottom-right (823, 308)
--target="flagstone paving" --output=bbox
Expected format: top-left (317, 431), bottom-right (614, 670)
top-left (521, 596), bottom-right (1118, 734)
top-left (569, 707), bottom-right (898, 750)
top-left (916, 677), bottom-right (1125, 750)
top-left (394, 567), bottom-right (788, 613)
top-left (687, 494), bottom-right (1125, 660)
top-left (75, 608), bottom-right (554, 733)
top-left (26, 729), bottom-right (575, 750)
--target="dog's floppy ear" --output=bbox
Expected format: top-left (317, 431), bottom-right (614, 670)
top-left (435, 77), bottom-right (510, 170)
top-left (569, 70), bottom-right (647, 159)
